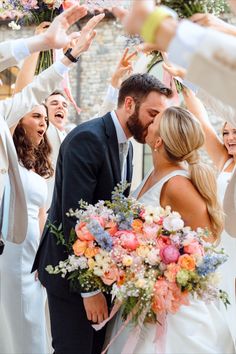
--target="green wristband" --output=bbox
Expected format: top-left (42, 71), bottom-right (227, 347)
top-left (141, 6), bottom-right (176, 43)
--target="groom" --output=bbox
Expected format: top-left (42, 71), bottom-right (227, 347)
top-left (33, 73), bottom-right (172, 354)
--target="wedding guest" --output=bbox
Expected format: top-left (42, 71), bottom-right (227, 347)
top-left (0, 4), bottom-right (93, 247)
top-left (105, 106), bottom-right (235, 354)
top-left (33, 73), bottom-right (173, 354)
top-left (182, 87), bottom-right (236, 342)
top-left (0, 104), bottom-right (52, 354)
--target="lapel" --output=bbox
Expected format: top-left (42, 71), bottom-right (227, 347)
top-left (102, 113), bottom-right (121, 185)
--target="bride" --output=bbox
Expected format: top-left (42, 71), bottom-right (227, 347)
top-left (105, 106), bottom-right (235, 353)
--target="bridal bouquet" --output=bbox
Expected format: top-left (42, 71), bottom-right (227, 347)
top-left (2, 0), bottom-right (70, 73)
top-left (46, 184), bottom-right (229, 323)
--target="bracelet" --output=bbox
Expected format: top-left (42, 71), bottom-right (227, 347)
top-left (64, 48), bottom-right (80, 63)
top-left (141, 6), bottom-right (177, 44)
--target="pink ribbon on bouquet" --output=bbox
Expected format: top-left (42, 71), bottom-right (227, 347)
top-left (54, 48), bottom-right (82, 114)
top-left (154, 313), bottom-right (167, 353)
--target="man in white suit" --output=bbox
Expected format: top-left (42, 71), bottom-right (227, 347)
top-left (0, 5), bottom-right (104, 246)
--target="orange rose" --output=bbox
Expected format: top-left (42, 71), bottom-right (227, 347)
top-left (132, 219), bottom-right (144, 233)
top-left (75, 222), bottom-right (95, 241)
top-left (72, 239), bottom-right (87, 256)
top-left (178, 254), bottom-right (196, 271)
top-left (84, 247), bottom-right (99, 258)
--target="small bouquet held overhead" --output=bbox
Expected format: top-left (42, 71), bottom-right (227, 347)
top-left (47, 183), bottom-right (229, 327)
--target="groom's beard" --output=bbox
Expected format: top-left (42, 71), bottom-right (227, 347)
top-left (126, 105), bottom-right (150, 144)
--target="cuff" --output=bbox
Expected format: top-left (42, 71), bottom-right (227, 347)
top-left (105, 85), bottom-right (119, 103)
top-left (12, 39), bottom-right (30, 62)
top-left (168, 20), bottom-right (206, 70)
top-left (81, 290), bottom-right (101, 298)
top-left (53, 60), bottom-right (71, 76)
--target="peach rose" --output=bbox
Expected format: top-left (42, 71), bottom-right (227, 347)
top-left (178, 254), bottom-right (196, 271)
top-left (101, 265), bottom-right (119, 285)
top-left (72, 239), bottom-right (87, 256)
top-left (75, 222), bottom-right (95, 241)
top-left (164, 263), bottom-right (181, 282)
top-left (105, 220), bottom-right (118, 236)
top-left (84, 247), bottom-right (99, 258)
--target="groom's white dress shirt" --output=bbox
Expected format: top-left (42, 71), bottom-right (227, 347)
top-left (0, 39), bottom-right (70, 244)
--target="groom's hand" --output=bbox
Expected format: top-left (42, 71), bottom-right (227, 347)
top-left (83, 293), bottom-right (108, 324)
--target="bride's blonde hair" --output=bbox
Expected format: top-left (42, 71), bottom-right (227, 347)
top-left (159, 106), bottom-right (224, 240)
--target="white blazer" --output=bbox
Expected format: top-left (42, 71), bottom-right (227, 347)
top-left (0, 41), bottom-right (66, 243)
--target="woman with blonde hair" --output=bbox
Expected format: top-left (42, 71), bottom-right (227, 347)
top-left (106, 106), bottom-right (235, 354)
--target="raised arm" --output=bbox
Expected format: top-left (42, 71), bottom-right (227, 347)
top-left (182, 88), bottom-right (228, 170)
top-left (14, 23), bottom-right (50, 94)
top-left (98, 48), bottom-right (137, 117)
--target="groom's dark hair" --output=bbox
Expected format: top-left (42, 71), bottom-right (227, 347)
top-left (117, 73), bottom-right (173, 107)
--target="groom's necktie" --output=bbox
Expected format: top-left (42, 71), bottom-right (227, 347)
top-left (119, 141), bottom-right (129, 183)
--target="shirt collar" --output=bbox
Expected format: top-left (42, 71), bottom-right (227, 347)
top-left (110, 111), bottom-right (128, 144)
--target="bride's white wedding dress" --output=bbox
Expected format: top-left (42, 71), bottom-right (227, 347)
top-left (106, 170), bottom-right (235, 354)
top-left (0, 164), bottom-right (50, 354)
top-left (217, 159), bottom-right (236, 343)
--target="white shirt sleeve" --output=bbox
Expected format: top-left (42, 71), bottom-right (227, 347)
top-left (168, 20), bottom-right (206, 70)
top-left (12, 39), bottom-right (30, 62)
top-left (81, 290), bottom-right (101, 298)
top-left (105, 84), bottom-right (119, 103)
top-left (53, 60), bottom-right (70, 76)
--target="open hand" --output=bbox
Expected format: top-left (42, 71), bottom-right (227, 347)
top-left (83, 293), bottom-right (108, 324)
top-left (42, 4), bottom-right (88, 50)
top-left (70, 13), bottom-right (105, 58)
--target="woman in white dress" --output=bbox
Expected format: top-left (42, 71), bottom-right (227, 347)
top-left (0, 105), bottom-right (53, 354)
top-left (183, 88), bottom-right (236, 342)
top-left (106, 106), bottom-right (235, 353)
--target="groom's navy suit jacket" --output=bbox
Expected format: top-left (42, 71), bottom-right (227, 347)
top-left (33, 112), bottom-right (133, 298)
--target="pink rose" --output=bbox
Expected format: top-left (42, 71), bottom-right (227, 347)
top-left (160, 245), bottom-right (180, 264)
top-left (184, 241), bottom-right (204, 256)
top-left (75, 222), bottom-right (95, 241)
top-left (91, 216), bottom-right (105, 228)
top-left (115, 230), bottom-right (139, 251)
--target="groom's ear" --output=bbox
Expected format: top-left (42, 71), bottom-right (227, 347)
top-left (124, 96), bottom-right (135, 114)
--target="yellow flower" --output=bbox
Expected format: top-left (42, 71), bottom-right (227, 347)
top-left (88, 258), bottom-right (95, 269)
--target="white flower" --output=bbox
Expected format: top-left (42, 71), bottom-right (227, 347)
top-left (135, 278), bottom-right (146, 289)
top-left (147, 249), bottom-right (160, 265)
top-left (8, 21), bottom-right (21, 30)
top-left (163, 214), bottom-right (184, 232)
top-left (143, 206), bottom-right (161, 224)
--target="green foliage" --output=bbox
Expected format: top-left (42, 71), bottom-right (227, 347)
top-left (159, 0), bottom-right (230, 18)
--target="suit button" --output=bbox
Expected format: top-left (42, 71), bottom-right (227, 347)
top-left (0, 168), bottom-right (7, 174)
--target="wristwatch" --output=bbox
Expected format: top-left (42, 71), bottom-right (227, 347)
top-left (64, 48), bottom-right (80, 63)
